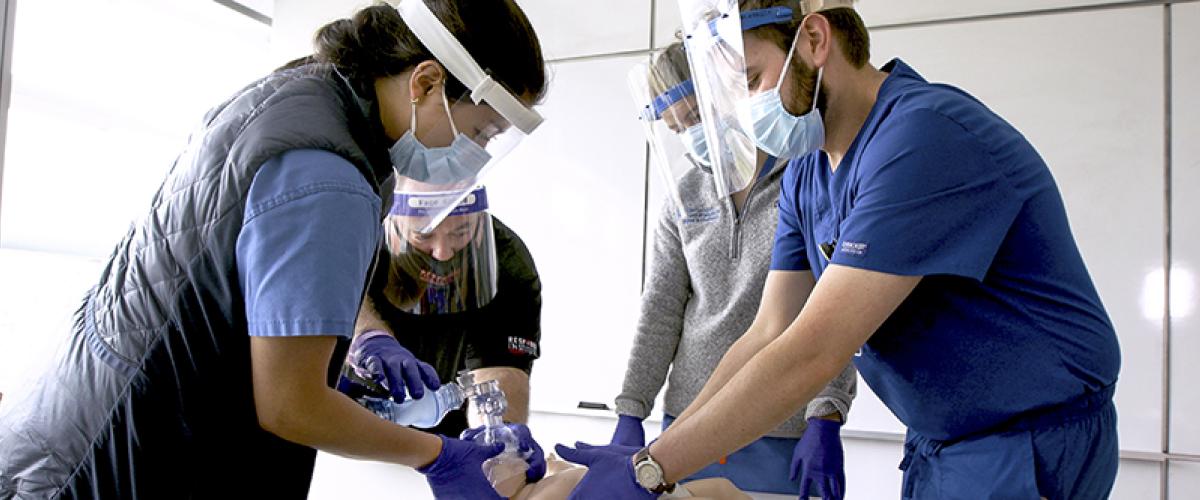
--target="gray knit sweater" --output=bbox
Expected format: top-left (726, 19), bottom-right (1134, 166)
top-left (615, 164), bottom-right (856, 438)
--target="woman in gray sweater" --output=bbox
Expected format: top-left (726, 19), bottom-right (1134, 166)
top-left (612, 34), bottom-right (856, 497)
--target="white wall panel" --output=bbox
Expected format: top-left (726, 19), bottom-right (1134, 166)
top-left (1171, 2), bottom-right (1200, 456)
top-left (654, 0), bottom-right (684, 49)
top-left (1111, 460), bottom-right (1162, 500)
top-left (517, 0), bottom-right (651, 60)
top-left (273, 0), bottom-right (652, 69)
top-left (841, 438), bottom-right (904, 499)
top-left (486, 55), bottom-right (649, 416)
top-left (858, 0), bottom-right (1130, 27)
top-left (0, 250), bottom-right (103, 410)
top-left (654, 0), bottom-right (1137, 47)
top-left (870, 6), bottom-right (1165, 453)
top-left (270, 0), bottom-right (365, 65)
top-left (0, 0), bottom-right (271, 258)
top-left (1169, 462), bottom-right (1200, 499)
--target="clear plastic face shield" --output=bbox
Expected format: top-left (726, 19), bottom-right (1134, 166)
top-left (383, 186), bottom-right (499, 315)
top-left (392, 0), bottom-right (543, 233)
top-left (629, 48), bottom-right (709, 219)
top-left (675, 0), bottom-right (767, 199)
top-left (678, 0), bottom-right (857, 161)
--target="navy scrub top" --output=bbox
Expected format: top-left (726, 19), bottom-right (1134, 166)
top-left (770, 59), bottom-right (1120, 441)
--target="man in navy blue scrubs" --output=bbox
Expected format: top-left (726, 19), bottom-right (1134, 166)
top-left (557, 2), bottom-right (1120, 499)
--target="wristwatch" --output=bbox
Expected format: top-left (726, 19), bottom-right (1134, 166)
top-left (632, 447), bottom-right (675, 494)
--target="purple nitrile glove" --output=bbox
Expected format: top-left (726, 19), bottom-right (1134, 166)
top-left (790, 417), bottom-right (846, 500)
top-left (460, 423), bottom-right (547, 482)
top-left (573, 440), bottom-right (642, 456)
top-left (344, 330), bottom-right (440, 403)
top-left (610, 414), bottom-right (646, 447)
top-left (418, 435), bottom-right (506, 500)
top-left (554, 443), bottom-right (657, 500)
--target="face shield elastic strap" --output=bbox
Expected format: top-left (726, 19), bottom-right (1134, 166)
top-left (640, 80), bottom-right (696, 121)
top-left (704, 6), bottom-right (794, 36)
top-left (691, 6), bottom-right (793, 42)
top-left (396, 0), bottom-right (544, 134)
top-left (699, 2), bottom-right (857, 39)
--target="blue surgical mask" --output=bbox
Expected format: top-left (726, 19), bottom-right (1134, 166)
top-left (390, 88), bottom-right (492, 185)
top-left (680, 123), bottom-right (711, 167)
top-left (745, 57), bottom-right (825, 159)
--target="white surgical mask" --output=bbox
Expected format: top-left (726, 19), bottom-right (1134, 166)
top-left (743, 29), bottom-right (825, 159)
top-left (680, 123), bottom-right (711, 167)
top-left (390, 87), bottom-right (492, 186)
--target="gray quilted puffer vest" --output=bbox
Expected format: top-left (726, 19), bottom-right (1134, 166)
top-left (0, 63), bottom-right (394, 499)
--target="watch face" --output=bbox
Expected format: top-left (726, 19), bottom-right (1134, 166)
top-left (635, 462), bottom-right (661, 488)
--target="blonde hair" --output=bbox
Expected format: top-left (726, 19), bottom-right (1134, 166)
top-left (647, 42), bottom-right (692, 97)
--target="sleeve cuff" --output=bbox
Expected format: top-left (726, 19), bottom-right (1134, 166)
top-left (246, 319), bottom-right (355, 338)
top-left (464, 357), bottom-right (535, 374)
top-left (805, 397), bottom-right (850, 424)
top-left (614, 398), bottom-right (652, 419)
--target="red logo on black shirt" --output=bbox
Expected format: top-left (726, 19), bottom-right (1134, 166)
top-left (507, 337), bottom-right (538, 357)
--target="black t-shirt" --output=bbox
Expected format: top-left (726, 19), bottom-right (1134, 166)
top-left (367, 217), bottom-right (542, 437)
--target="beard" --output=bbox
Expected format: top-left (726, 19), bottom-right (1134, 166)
top-left (782, 52), bottom-right (828, 117)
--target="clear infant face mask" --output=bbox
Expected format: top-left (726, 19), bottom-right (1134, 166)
top-left (456, 371), bottom-right (531, 497)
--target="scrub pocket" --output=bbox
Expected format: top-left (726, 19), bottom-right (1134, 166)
top-left (902, 430), bottom-right (1040, 500)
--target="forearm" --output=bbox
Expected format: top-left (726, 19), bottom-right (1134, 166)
top-left (468, 366), bottom-right (530, 426)
top-left (354, 295), bottom-right (392, 336)
top-left (651, 329), bottom-right (851, 482)
top-left (673, 271), bottom-right (815, 427)
top-left (251, 335), bottom-right (441, 468)
top-left (670, 324), bottom-right (774, 426)
top-left (258, 380), bottom-right (443, 467)
top-left (651, 266), bottom-right (918, 481)
top-left (805, 362), bottom-right (857, 423)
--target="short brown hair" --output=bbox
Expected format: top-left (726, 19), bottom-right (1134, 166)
top-left (738, 0), bottom-right (871, 68)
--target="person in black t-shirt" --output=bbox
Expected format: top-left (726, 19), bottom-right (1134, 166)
top-left (347, 187), bottom-right (542, 439)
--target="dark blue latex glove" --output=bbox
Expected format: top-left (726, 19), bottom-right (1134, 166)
top-left (418, 435), bottom-right (506, 500)
top-left (609, 415), bottom-right (646, 447)
top-left (460, 423), bottom-right (547, 482)
top-left (345, 330), bottom-right (440, 402)
top-left (554, 443), bottom-right (657, 500)
top-left (790, 417), bottom-right (846, 500)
